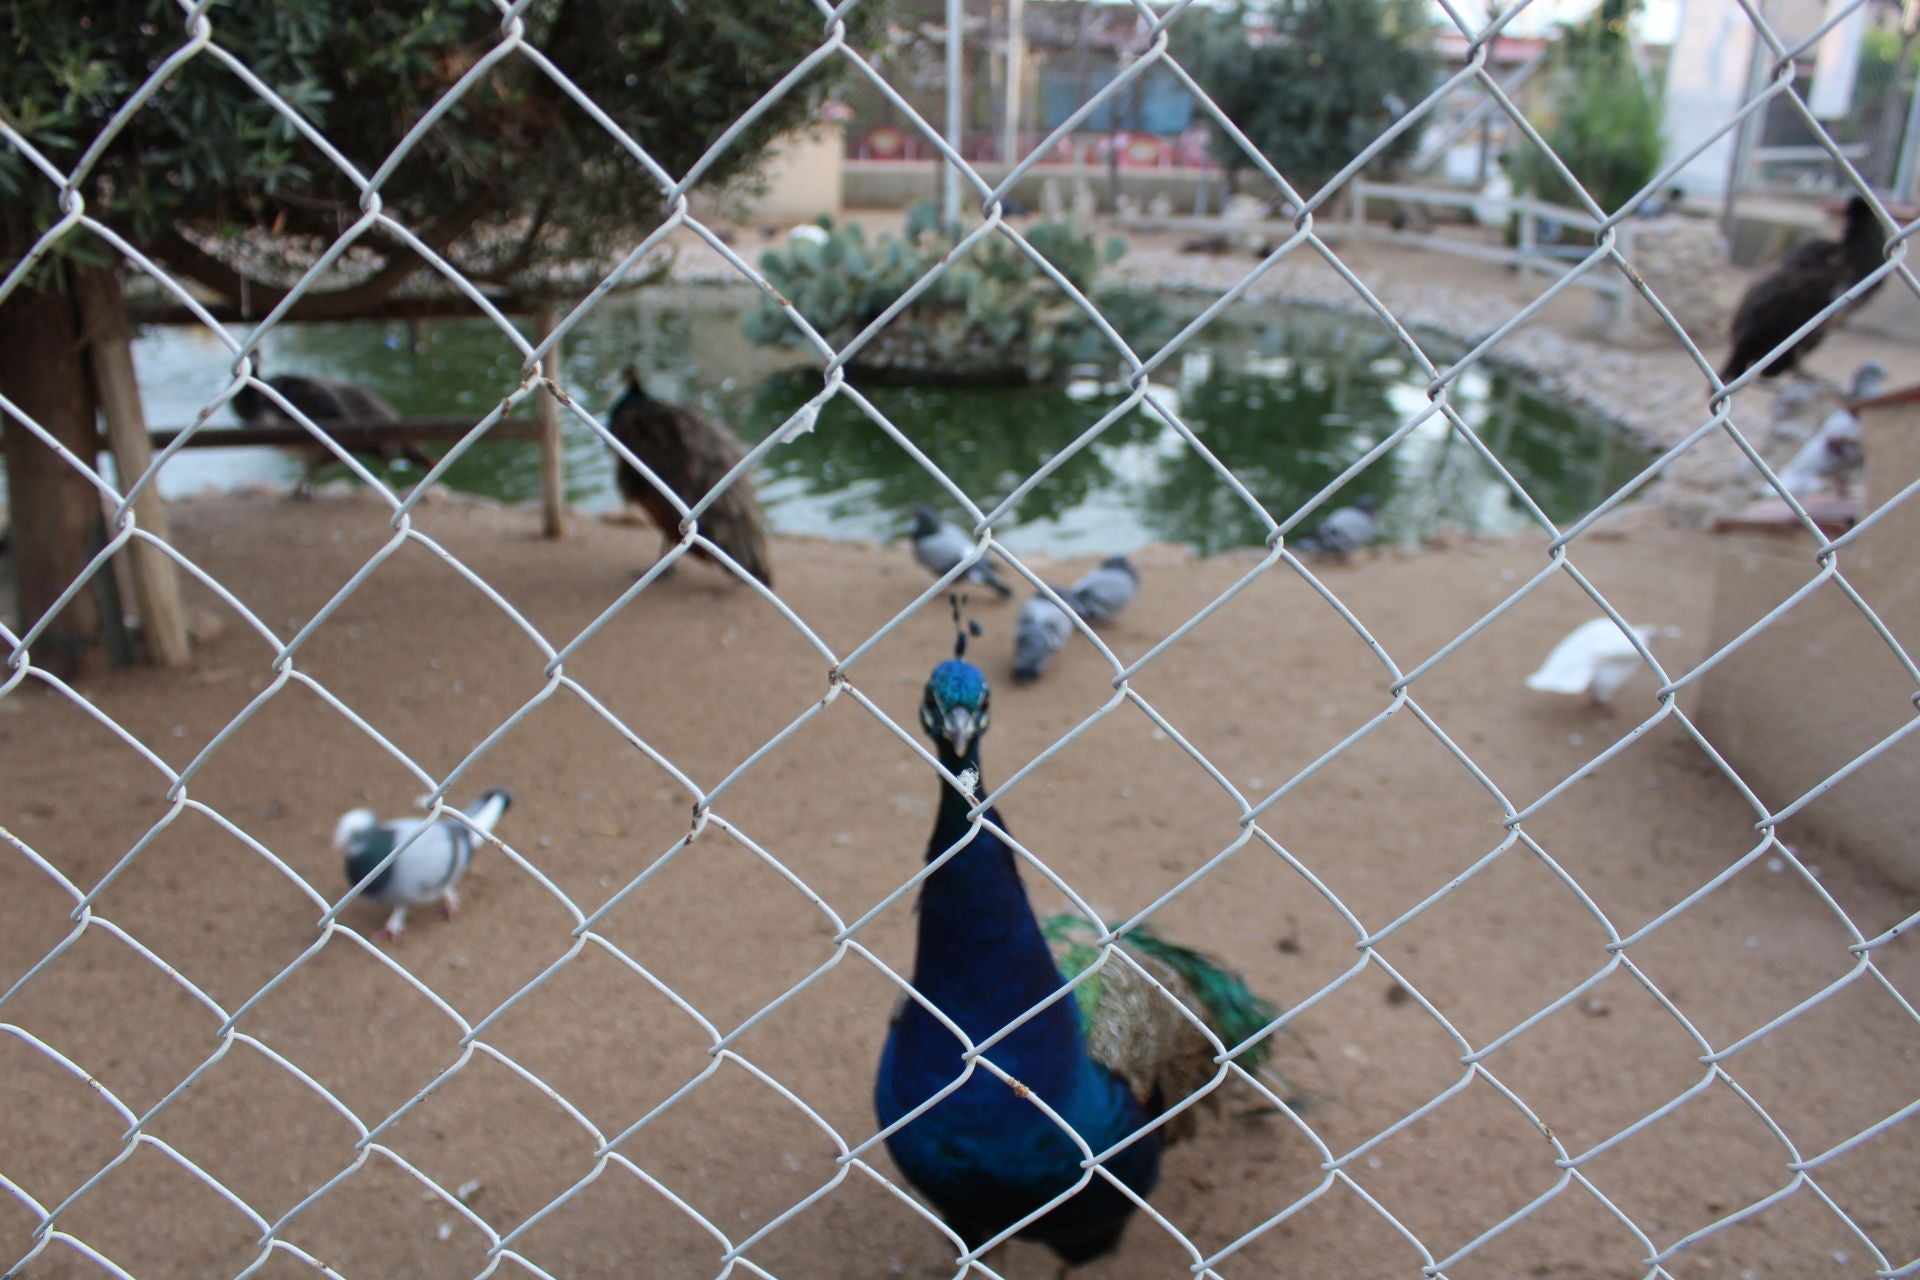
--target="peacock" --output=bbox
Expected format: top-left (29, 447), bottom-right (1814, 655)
top-left (876, 623), bottom-right (1279, 1269)
top-left (605, 369), bottom-right (774, 587)
top-left (232, 368), bottom-right (433, 499)
top-left (1721, 195), bottom-right (1887, 383)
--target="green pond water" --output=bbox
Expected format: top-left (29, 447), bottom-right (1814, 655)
top-left (120, 288), bottom-right (1646, 557)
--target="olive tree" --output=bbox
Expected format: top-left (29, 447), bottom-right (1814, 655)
top-left (1171, 0), bottom-right (1437, 195)
top-left (0, 0), bottom-right (874, 674)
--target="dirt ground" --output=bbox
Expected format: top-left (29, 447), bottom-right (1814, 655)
top-left (3, 492), bottom-right (1918, 1280)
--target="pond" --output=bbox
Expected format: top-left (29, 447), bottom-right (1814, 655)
top-left (119, 288), bottom-right (1646, 557)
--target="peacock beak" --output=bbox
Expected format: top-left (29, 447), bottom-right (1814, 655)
top-left (941, 706), bottom-right (977, 757)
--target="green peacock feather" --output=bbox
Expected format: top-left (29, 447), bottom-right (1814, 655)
top-left (1041, 914), bottom-right (1281, 1073)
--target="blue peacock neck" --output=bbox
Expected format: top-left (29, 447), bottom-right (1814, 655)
top-left (906, 744), bottom-right (1091, 1080)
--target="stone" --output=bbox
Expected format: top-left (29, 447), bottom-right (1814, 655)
top-left (1613, 216), bottom-right (1732, 348)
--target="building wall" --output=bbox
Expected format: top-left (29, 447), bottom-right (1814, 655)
top-left (1661, 0), bottom-right (1758, 197)
top-left (736, 126), bottom-right (846, 226)
top-left (1698, 397), bottom-right (1920, 890)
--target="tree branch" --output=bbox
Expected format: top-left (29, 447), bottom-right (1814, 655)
top-left (144, 186), bottom-right (503, 322)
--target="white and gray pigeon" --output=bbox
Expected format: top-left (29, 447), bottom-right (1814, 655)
top-left (1767, 361), bottom-right (1886, 500)
top-left (336, 788), bottom-right (513, 942)
top-left (1296, 494), bottom-right (1380, 559)
top-left (1526, 619), bottom-right (1675, 709)
top-left (908, 506), bottom-right (1013, 599)
top-left (1012, 588), bottom-right (1076, 682)
top-left (1067, 554), bottom-right (1139, 626)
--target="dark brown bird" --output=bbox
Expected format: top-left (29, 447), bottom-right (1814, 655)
top-left (231, 370), bottom-right (432, 499)
top-left (1721, 196), bottom-right (1887, 383)
top-left (605, 369), bottom-right (773, 587)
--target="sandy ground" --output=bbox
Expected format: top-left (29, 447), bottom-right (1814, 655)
top-left (3, 492), bottom-right (1917, 1280)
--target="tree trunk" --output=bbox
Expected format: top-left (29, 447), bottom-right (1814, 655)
top-left (0, 267), bottom-right (122, 680)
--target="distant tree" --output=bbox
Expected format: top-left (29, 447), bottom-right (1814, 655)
top-left (0, 0), bottom-right (875, 674)
top-left (1509, 0), bottom-right (1665, 213)
top-left (2, 1), bottom-right (875, 313)
top-left (1171, 0), bottom-right (1438, 195)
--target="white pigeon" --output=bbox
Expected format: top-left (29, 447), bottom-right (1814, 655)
top-left (907, 506), bottom-right (1013, 599)
top-left (1472, 167), bottom-right (1513, 230)
top-left (1766, 361), bottom-right (1885, 500)
top-left (787, 222), bottom-right (830, 247)
top-left (336, 789), bottom-right (513, 941)
top-left (1067, 554), bottom-right (1139, 626)
top-left (1526, 619), bottom-right (1672, 708)
top-left (1771, 408), bottom-right (1864, 499)
top-left (1012, 589), bottom-right (1075, 683)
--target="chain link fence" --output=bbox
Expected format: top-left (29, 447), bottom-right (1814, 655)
top-left (3, 0), bottom-right (1918, 1277)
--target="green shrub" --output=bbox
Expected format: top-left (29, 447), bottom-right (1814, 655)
top-left (744, 205), bottom-right (1170, 385)
top-left (1172, 0), bottom-right (1437, 192)
top-left (1511, 1), bottom-right (1665, 214)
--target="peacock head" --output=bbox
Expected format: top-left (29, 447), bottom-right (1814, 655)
top-left (922, 659), bottom-right (991, 761)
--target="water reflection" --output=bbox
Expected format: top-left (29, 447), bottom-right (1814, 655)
top-left (118, 290), bottom-right (1644, 557)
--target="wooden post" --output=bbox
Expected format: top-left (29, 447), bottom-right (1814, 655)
top-left (0, 265), bottom-right (120, 680)
top-left (74, 266), bottom-right (190, 668)
top-left (1608, 220), bottom-right (1635, 340)
top-left (536, 308), bottom-right (565, 538)
top-left (1349, 178), bottom-right (1367, 244)
top-left (1516, 199), bottom-right (1536, 280)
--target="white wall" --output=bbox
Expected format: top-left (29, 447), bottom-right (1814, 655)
top-left (1661, 0), bottom-right (1758, 197)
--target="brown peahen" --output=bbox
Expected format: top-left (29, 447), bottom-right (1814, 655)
top-left (1721, 196), bottom-right (1887, 383)
top-left (232, 369), bottom-right (432, 499)
top-left (605, 369), bottom-right (773, 587)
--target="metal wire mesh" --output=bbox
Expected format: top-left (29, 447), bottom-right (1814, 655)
top-left (2, 0), bottom-right (1918, 1277)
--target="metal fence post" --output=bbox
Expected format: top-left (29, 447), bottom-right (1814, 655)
top-left (945, 0), bottom-right (965, 230)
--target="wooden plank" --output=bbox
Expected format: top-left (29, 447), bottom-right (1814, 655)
top-left (1339, 226), bottom-right (1626, 295)
top-left (150, 418), bottom-right (541, 450)
top-left (1712, 495), bottom-right (1856, 538)
top-left (1853, 383), bottom-right (1920, 412)
top-left (536, 310), bottom-right (565, 539)
top-left (74, 266), bottom-right (191, 669)
top-left (127, 291), bottom-right (536, 328)
top-left (1348, 181), bottom-right (1602, 229)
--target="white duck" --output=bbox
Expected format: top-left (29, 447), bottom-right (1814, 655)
top-left (1526, 619), bottom-right (1677, 709)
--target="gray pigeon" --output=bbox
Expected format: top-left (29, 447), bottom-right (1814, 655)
top-left (336, 789), bottom-right (513, 941)
top-left (1296, 494), bottom-right (1380, 559)
top-left (1067, 554), bottom-right (1139, 626)
top-left (908, 506), bottom-right (1013, 599)
top-left (1013, 589), bottom-right (1076, 682)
